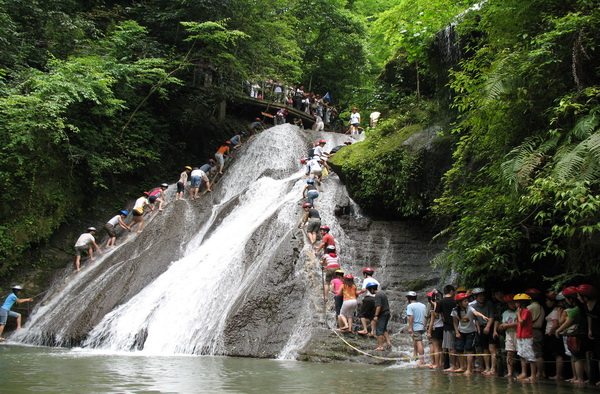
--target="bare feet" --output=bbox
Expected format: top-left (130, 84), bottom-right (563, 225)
top-left (357, 330), bottom-right (368, 335)
top-left (0, 337), bottom-right (6, 341)
top-left (549, 375), bottom-right (564, 381)
top-left (373, 347), bottom-right (386, 351)
top-left (453, 369), bottom-right (465, 373)
top-left (336, 327), bottom-right (349, 332)
top-left (463, 370), bottom-right (473, 376)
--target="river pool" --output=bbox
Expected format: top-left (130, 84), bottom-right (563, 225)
top-left (1, 344), bottom-right (597, 393)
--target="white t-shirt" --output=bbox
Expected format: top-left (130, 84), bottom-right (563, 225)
top-left (107, 215), bottom-right (121, 226)
top-left (133, 196), bottom-right (147, 213)
top-left (451, 306), bottom-right (478, 333)
top-left (75, 233), bottom-right (95, 247)
top-left (313, 146), bottom-right (325, 159)
top-left (350, 112), bottom-right (361, 125)
top-left (362, 278), bottom-right (380, 297)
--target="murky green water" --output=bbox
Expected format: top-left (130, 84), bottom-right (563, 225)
top-left (0, 345), bottom-right (595, 393)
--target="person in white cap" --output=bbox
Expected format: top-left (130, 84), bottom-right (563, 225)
top-left (74, 227), bottom-right (103, 272)
top-left (0, 285), bottom-right (34, 340)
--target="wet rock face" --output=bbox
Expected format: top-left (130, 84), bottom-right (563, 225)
top-left (27, 197), bottom-right (216, 346)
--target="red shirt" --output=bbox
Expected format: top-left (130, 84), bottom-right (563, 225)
top-left (322, 233), bottom-right (335, 247)
top-left (517, 308), bottom-right (533, 339)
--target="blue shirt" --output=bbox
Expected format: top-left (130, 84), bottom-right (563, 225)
top-left (230, 135), bottom-right (240, 145)
top-left (1, 293), bottom-right (17, 311)
top-left (407, 301), bottom-right (427, 331)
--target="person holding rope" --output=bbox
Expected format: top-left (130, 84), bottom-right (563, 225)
top-left (0, 285), bottom-right (34, 341)
top-left (321, 245), bottom-right (340, 301)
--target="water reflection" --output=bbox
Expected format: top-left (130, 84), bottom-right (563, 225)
top-left (0, 346), bottom-right (596, 393)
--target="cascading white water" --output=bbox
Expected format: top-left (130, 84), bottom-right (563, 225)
top-left (79, 125), bottom-right (360, 355)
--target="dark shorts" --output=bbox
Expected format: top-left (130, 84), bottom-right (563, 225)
top-left (306, 218), bottom-right (321, 233)
top-left (132, 210), bottom-right (143, 217)
top-left (74, 244), bottom-right (89, 256)
top-left (177, 182), bottom-right (185, 193)
top-left (148, 195), bottom-right (159, 203)
top-left (432, 327), bottom-right (444, 341)
top-left (456, 331), bottom-right (476, 352)
top-left (375, 314), bottom-right (390, 336)
top-left (532, 328), bottom-right (543, 357)
top-left (358, 297), bottom-right (376, 319)
top-left (334, 295), bottom-right (343, 316)
top-left (544, 333), bottom-right (565, 357)
top-left (104, 223), bottom-right (117, 238)
top-left (477, 330), bottom-right (498, 349)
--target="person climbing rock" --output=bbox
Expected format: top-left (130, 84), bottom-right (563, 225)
top-left (302, 179), bottom-right (319, 205)
top-left (357, 267), bottom-right (380, 336)
top-left (248, 118), bottom-right (264, 134)
top-left (331, 270), bottom-right (345, 320)
top-left (299, 203), bottom-right (321, 245)
top-left (321, 245), bottom-right (341, 300)
top-left (176, 166), bottom-right (192, 201)
top-left (314, 225), bottom-right (335, 254)
top-left (215, 142), bottom-right (231, 175)
top-left (0, 285), bottom-right (34, 341)
top-left (329, 141), bottom-right (352, 155)
top-left (313, 140), bottom-right (330, 161)
top-left (199, 159), bottom-right (217, 178)
top-left (337, 274), bottom-right (359, 332)
top-left (229, 131), bottom-right (246, 150)
top-left (368, 282), bottom-right (392, 351)
top-left (104, 210), bottom-right (131, 248)
top-left (74, 227), bottom-right (103, 272)
top-left (305, 157), bottom-right (323, 184)
top-left (148, 183), bottom-right (169, 212)
top-left (130, 191), bottom-right (150, 234)
top-left (190, 167), bottom-right (211, 199)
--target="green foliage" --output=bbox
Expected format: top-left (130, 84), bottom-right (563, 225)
top-left (432, 0), bottom-right (600, 288)
top-left (330, 116), bottom-right (447, 218)
top-left (0, 20), bottom-right (182, 276)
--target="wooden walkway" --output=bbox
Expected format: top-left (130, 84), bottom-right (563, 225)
top-left (231, 96), bottom-right (316, 127)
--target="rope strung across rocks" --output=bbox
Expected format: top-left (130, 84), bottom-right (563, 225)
top-left (332, 329), bottom-right (413, 361)
top-left (331, 330), bottom-right (600, 362)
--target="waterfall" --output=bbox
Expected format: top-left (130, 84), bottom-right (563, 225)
top-left (16, 125), bottom-right (444, 359)
top-left (16, 125), bottom-right (366, 355)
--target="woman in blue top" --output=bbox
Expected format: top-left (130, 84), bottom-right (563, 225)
top-left (0, 285), bottom-right (34, 341)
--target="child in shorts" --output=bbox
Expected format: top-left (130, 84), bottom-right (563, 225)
top-left (498, 294), bottom-right (518, 377)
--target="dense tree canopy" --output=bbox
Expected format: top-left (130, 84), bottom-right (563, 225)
top-left (2, 0), bottom-right (600, 292)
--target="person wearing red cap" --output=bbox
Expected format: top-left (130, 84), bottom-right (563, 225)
top-left (348, 106), bottom-right (361, 135)
top-left (357, 267), bottom-right (379, 336)
top-left (555, 286), bottom-right (586, 384)
top-left (314, 226), bottom-right (335, 254)
top-left (336, 274), bottom-right (359, 332)
top-left (214, 142), bottom-right (231, 175)
top-left (130, 191), bottom-right (150, 233)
